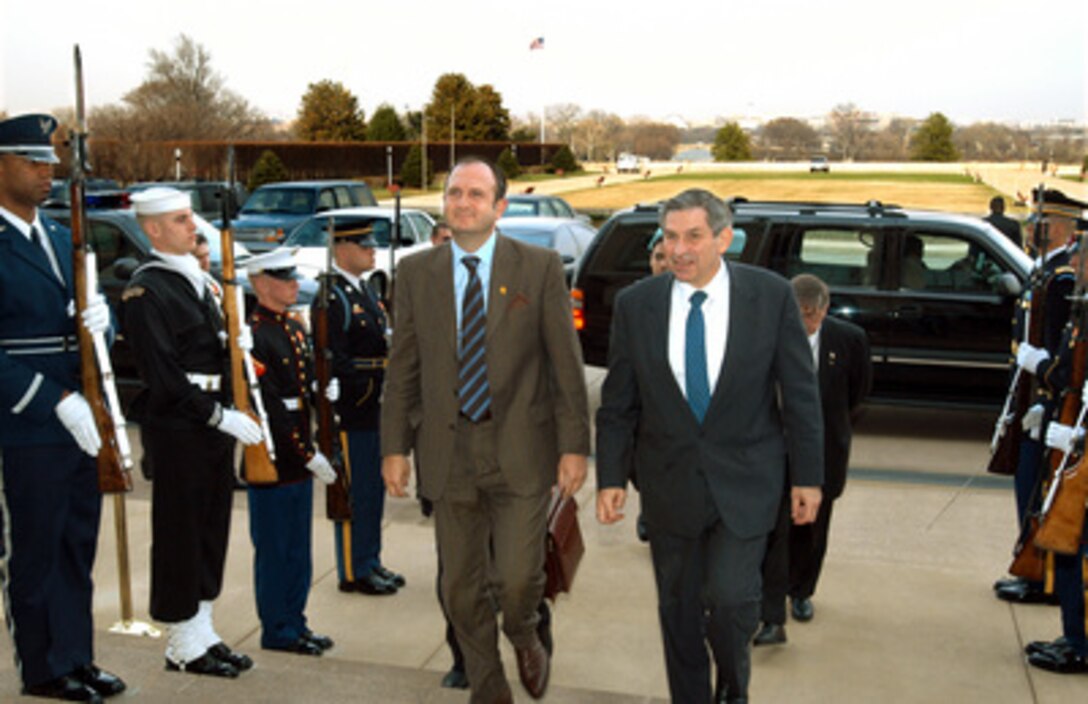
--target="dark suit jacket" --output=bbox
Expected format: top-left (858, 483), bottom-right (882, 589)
top-left (816, 315), bottom-right (871, 500)
top-left (984, 213), bottom-right (1022, 250)
top-left (596, 263), bottom-right (824, 539)
top-left (0, 213), bottom-right (81, 447)
top-left (381, 234), bottom-right (590, 500)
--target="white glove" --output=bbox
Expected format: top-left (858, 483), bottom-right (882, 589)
top-left (55, 392), bottom-right (102, 457)
top-left (326, 377), bottom-right (340, 403)
top-left (237, 325), bottom-right (254, 353)
top-left (217, 409), bottom-right (263, 445)
top-left (306, 451), bottom-right (337, 485)
top-left (1044, 422), bottom-right (1084, 453)
top-left (1081, 380), bottom-right (1088, 409)
top-left (1021, 404), bottom-right (1044, 433)
top-left (1016, 343), bottom-right (1049, 375)
top-left (80, 294), bottom-right (110, 336)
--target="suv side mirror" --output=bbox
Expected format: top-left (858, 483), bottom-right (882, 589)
top-left (995, 272), bottom-right (1021, 296)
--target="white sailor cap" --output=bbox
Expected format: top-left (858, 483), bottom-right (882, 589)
top-left (130, 187), bottom-right (192, 215)
top-left (241, 247), bottom-right (303, 280)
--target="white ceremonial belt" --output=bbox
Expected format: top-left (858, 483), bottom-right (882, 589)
top-left (186, 373), bottom-right (222, 392)
top-left (282, 397), bottom-right (303, 411)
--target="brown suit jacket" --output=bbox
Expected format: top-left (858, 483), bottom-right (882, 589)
top-left (381, 233), bottom-right (590, 499)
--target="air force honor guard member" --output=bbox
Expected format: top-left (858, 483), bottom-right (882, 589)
top-left (123, 187), bottom-right (263, 677)
top-left (244, 249), bottom-right (337, 655)
top-left (0, 114), bottom-right (125, 702)
top-left (314, 221), bottom-right (404, 595)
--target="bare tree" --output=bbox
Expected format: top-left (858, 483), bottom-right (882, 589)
top-left (828, 103), bottom-right (869, 161)
top-left (570, 110), bottom-right (624, 161)
top-left (756, 117), bottom-right (821, 160)
top-left (545, 103), bottom-right (582, 146)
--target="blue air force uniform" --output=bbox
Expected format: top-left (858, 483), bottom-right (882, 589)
top-left (0, 114), bottom-right (116, 695)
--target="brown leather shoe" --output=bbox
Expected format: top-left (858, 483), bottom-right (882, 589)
top-left (515, 636), bottom-right (550, 699)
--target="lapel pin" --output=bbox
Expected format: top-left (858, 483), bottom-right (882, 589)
top-left (500, 286), bottom-right (507, 295)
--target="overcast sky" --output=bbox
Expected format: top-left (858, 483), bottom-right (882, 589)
top-left (2, 0), bottom-right (1085, 126)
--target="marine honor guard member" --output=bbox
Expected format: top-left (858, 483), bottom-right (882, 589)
top-left (244, 249), bottom-right (337, 655)
top-left (996, 189), bottom-right (1081, 605)
top-left (315, 220), bottom-right (404, 594)
top-left (122, 187), bottom-right (263, 677)
top-left (0, 114), bottom-right (126, 701)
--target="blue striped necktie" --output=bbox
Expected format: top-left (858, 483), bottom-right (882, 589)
top-left (458, 256), bottom-right (491, 421)
top-left (685, 290), bottom-right (710, 422)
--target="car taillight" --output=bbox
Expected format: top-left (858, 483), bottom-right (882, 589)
top-left (570, 287), bottom-right (585, 331)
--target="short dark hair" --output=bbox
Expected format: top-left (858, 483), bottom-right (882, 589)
top-left (791, 273), bottom-right (830, 309)
top-left (445, 156), bottom-right (507, 202)
top-left (990, 196), bottom-right (1005, 214)
top-left (194, 232), bottom-right (208, 246)
top-left (660, 188), bottom-right (732, 233)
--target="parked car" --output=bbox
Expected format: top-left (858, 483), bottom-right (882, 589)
top-left (616, 153), bottom-right (640, 174)
top-left (44, 179), bottom-right (125, 208)
top-left (571, 199), bottom-right (1031, 409)
top-left (810, 156), bottom-right (830, 173)
top-left (497, 216), bottom-right (596, 285)
top-left (221, 180), bottom-right (377, 252)
top-left (129, 181), bottom-right (247, 222)
top-left (282, 207), bottom-right (435, 303)
top-left (503, 193), bottom-right (584, 221)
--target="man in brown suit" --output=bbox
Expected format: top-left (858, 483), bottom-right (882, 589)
top-left (382, 157), bottom-right (590, 703)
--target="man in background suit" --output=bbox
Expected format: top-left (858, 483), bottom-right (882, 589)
top-left (596, 188), bottom-right (823, 704)
top-left (985, 196), bottom-right (1022, 250)
top-left (755, 274), bottom-right (871, 646)
top-left (382, 157), bottom-right (589, 703)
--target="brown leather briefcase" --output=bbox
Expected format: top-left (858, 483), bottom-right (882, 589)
top-left (544, 488), bottom-right (585, 600)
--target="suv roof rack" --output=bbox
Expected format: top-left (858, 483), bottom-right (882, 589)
top-left (731, 197), bottom-right (904, 217)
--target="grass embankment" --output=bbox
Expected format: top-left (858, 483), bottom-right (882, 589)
top-left (563, 171), bottom-right (1012, 217)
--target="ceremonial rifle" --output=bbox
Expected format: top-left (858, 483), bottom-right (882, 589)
top-left (988, 185), bottom-right (1049, 475)
top-left (69, 45), bottom-right (132, 494)
top-left (314, 216), bottom-right (352, 521)
top-left (1034, 228), bottom-right (1088, 555)
top-left (220, 147), bottom-right (278, 483)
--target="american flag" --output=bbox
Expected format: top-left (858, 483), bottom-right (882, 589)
top-left (529, 37), bottom-right (544, 50)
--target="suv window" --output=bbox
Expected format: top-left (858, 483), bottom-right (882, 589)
top-left (899, 231), bottom-right (1007, 295)
top-left (317, 189), bottom-right (337, 212)
top-left (770, 225), bottom-right (880, 289)
top-left (349, 184), bottom-right (377, 207)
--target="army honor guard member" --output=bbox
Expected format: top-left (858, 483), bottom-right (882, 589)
top-left (315, 221), bottom-right (404, 595)
top-left (0, 114), bottom-right (126, 701)
top-left (123, 187), bottom-right (263, 677)
top-left (244, 249), bottom-right (337, 655)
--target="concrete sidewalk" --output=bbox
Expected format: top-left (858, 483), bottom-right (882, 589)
top-left (3, 400), bottom-right (1088, 701)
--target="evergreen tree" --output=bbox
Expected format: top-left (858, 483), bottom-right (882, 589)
top-left (295, 80), bottom-right (366, 141)
top-left (712, 122), bottom-right (752, 161)
top-left (496, 148), bottom-right (521, 180)
top-left (399, 144), bottom-right (432, 189)
top-left (247, 150), bottom-right (288, 191)
top-left (910, 112), bottom-right (960, 162)
top-left (368, 104), bottom-right (406, 141)
top-left (549, 145), bottom-right (580, 174)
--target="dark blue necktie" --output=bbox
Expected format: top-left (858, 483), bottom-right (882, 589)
top-left (685, 290), bottom-right (710, 422)
top-left (458, 256), bottom-right (491, 420)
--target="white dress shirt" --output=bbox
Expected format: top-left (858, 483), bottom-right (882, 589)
top-left (808, 329), bottom-right (821, 368)
top-left (668, 263), bottom-right (730, 399)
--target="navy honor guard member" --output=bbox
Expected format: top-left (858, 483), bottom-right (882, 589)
top-left (122, 187), bottom-right (263, 677)
top-left (596, 188), bottom-right (823, 704)
top-left (0, 114), bottom-right (125, 702)
top-left (313, 220), bottom-right (404, 595)
top-left (244, 249), bottom-right (337, 655)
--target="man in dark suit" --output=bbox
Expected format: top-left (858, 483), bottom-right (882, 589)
top-left (755, 274), bottom-right (871, 646)
top-left (0, 114), bottom-right (126, 702)
top-left (985, 196), bottom-right (1023, 250)
top-left (596, 188), bottom-right (824, 704)
top-left (382, 157), bottom-right (590, 703)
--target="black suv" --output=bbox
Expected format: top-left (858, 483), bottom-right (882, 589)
top-left (571, 200), bottom-right (1032, 409)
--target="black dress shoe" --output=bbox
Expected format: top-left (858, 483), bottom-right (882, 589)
top-left (994, 576), bottom-right (1024, 592)
top-left (752, 622), bottom-right (787, 646)
top-left (351, 571), bottom-right (398, 595)
top-left (165, 651), bottom-right (239, 678)
top-left (374, 564), bottom-right (406, 588)
top-left (70, 665), bottom-right (126, 697)
top-left (440, 665), bottom-right (469, 689)
top-left (263, 637), bottom-right (324, 656)
top-left (537, 600), bottom-right (554, 656)
top-left (1025, 636), bottom-right (1070, 657)
top-left (1027, 644), bottom-right (1088, 673)
top-left (636, 514), bottom-right (649, 543)
top-left (791, 597), bottom-right (814, 622)
top-left (995, 581), bottom-right (1060, 605)
top-left (303, 630), bottom-right (334, 651)
top-left (208, 642), bottom-right (254, 671)
top-left (23, 675), bottom-right (103, 702)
